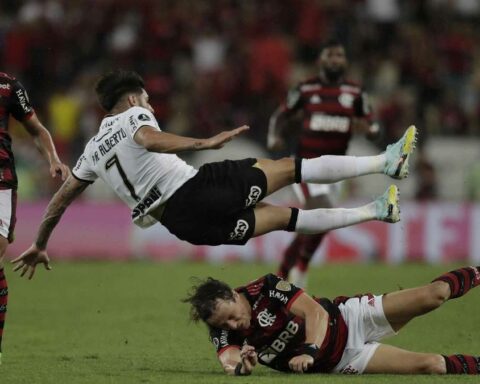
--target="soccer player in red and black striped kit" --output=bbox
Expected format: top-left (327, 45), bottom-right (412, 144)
top-left (185, 266), bottom-right (480, 376)
top-left (268, 39), bottom-right (379, 287)
top-left (0, 72), bottom-right (69, 363)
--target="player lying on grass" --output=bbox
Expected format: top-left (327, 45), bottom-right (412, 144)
top-left (184, 266), bottom-right (480, 376)
top-left (12, 70), bottom-right (416, 278)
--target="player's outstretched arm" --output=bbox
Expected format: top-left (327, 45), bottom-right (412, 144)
top-left (288, 293), bottom-right (329, 373)
top-left (11, 175), bottom-right (89, 279)
top-left (218, 345), bottom-right (257, 376)
top-left (21, 113), bottom-right (70, 180)
top-left (134, 125), bottom-right (249, 153)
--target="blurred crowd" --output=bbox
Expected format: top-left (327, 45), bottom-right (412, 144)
top-left (1, 0), bottom-right (480, 200)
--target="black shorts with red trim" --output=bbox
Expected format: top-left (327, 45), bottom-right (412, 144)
top-left (160, 158), bottom-right (267, 245)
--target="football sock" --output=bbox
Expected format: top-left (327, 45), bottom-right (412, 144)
top-left (443, 355), bottom-right (480, 374)
top-left (0, 268), bottom-right (7, 362)
top-left (277, 234), bottom-right (325, 277)
top-left (432, 266), bottom-right (480, 299)
top-left (294, 204), bottom-right (377, 234)
top-left (300, 155), bottom-right (386, 184)
top-left (277, 235), bottom-right (303, 278)
top-left (296, 234), bottom-right (325, 272)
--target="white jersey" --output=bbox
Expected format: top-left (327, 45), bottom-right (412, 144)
top-left (72, 106), bottom-right (198, 228)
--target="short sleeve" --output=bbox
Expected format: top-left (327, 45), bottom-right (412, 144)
top-left (124, 107), bottom-right (160, 138)
top-left (262, 274), bottom-right (304, 310)
top-left (72, 154), bottom-right (97, 184)
top-left (9, 79), bottom-right (34, 121)
top-left (209, 327), bottom-right (244, 356)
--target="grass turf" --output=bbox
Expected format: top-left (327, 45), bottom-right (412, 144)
top-left (1, 262), bottom-right (479, 383)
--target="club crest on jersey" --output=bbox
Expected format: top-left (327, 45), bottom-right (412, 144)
top-left (229, 219), bottom-right (249, 241)
top-left (245, 186), bottom-right (262, 207)
top-left (257, 309), bottom-right (276, 327)
top-left (138, 113), bottom-right (151, 121)
top-left (338, 92), bottom-right (354, 108)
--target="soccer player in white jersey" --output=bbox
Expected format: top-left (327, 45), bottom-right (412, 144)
top-left (12, 70), bottom-right (417, 278)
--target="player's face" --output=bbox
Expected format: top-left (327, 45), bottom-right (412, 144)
top-left (137, 89), bottom-right (154, 113)
top-left (207, 292), bottom-right (251, 331)
top-left (318, 45), bottom-right (347, 82)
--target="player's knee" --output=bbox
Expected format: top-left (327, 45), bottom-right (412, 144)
top-left (417, 283), bottom-right (448, 311)
top-left (428, 282), bottom-right (449, 307)
top-left (416, 354), bottom-right (446, 374)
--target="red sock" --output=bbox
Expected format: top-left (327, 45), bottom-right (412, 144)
top-left (432, 266), bottom-right (480, 299)
top-left (277, 235), bottom-right (306, 278)
top-left (296, 233), bottom-right (325, 272)
top-left (443, 355), bottom-right (480, 374)
top-left (0, 268), bottom-right (7, 354)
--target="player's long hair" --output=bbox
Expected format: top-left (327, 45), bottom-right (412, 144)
top-left (183, 277), bottom-right (234, 323)
top-left (95, 69), bottom-right (145, 111)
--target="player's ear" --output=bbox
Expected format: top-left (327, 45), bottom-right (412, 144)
top-left (232, 290), bottom-right (239, 301)
top-left (127, 94), bottom-right (137, 107)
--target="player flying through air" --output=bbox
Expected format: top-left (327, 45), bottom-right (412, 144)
top-left (12, 70), bottom-right (416, 279)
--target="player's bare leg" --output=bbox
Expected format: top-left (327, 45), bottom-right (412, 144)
top-left (382, 266), bottom-right (480, 332)
top-left (365, 344), bottom-right (446, 374)
top-left (367, 266), bottom-right (480, 374)
top-left (255, 125), bottom-right (417, 198)
top-left (252, 185), bottom-right (399, 237)
top-left (0, 236), bottom-right (9, 365)
top-left (381, 281), bottom-right (450, 332)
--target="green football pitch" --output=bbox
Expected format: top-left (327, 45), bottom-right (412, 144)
top-left (1, 261), bottom-right (479, 384)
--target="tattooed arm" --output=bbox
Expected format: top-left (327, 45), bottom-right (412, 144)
top-left (12, 176), bottom-right (90, 279)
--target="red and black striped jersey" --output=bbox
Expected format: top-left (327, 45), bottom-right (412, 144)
top-left (208, 274), bottom-right (348, 373)
top-left (0, 72), bottom-right (34, 188)
top-left (281, 77), bottom-right (372, 158)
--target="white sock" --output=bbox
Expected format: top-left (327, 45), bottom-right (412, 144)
top-left (295, 203), bottom-right (377, 234)
top-left (301, 154), bottom-right (386, 183)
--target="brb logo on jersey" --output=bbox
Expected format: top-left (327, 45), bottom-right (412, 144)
top-left (229, 219), bottom-right (249, 241)
top-left (257, 309), bottom-right (276, 328)
top-left (245, 186), bottom-right (262, 207)
top-left (258, 320), bottom-right (300, 364)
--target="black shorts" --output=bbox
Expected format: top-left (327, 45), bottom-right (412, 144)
top-left (160, 158), bottom-right (267, 245)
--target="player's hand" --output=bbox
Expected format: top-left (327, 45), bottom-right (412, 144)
top-left (204, 125), bottom-right (249, 150)
top-left (240, 345), bottom-right (258, 365)
top-left (267, 135), bottom-right (286, 152)
top-left (288, 354), bottom-right (314, 373)
top-left (11, 244), bottom-right (52, 280)
top-left (50, 160), bottom-right (70, 181)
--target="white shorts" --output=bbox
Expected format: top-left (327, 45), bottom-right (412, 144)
top-left (333, 295), bottom-right (396, 374)
top-left (0, 189), bottom-right (16, 242)
top-left (292, 182), bottom-right (342, 206)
